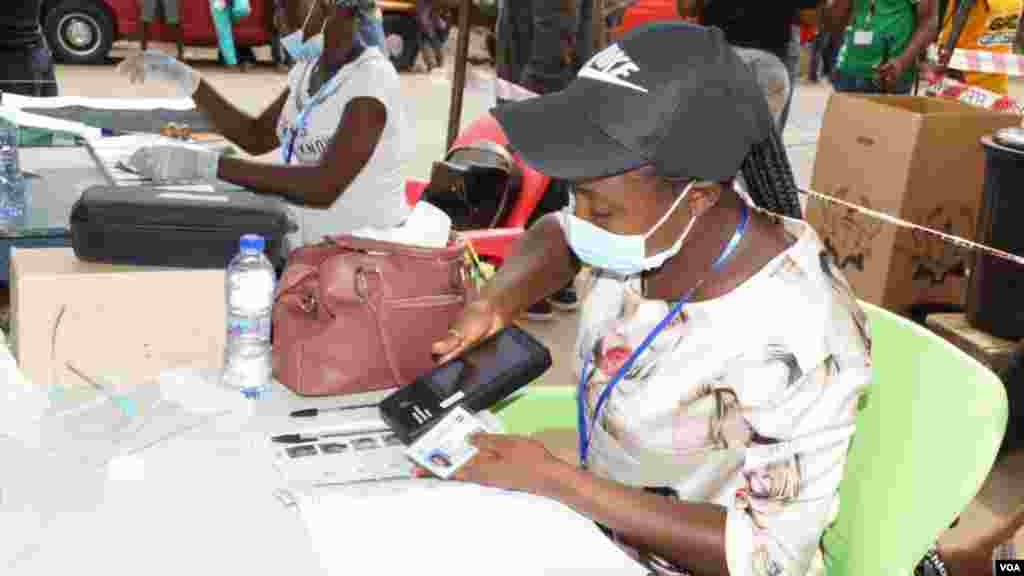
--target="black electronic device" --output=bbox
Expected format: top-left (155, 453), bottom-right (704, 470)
top-left (379, 326), bottom-right (552, 444)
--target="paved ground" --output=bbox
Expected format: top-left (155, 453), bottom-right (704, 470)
top-left (44, 43), bottom-right (1024, 555)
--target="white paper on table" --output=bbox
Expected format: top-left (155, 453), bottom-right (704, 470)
top-left (295, 482), bottom-right (648, 576)
top-left (0, 331), bottom-right (49, 439)
top-left (0, 93), bottom-right (197, 112)
top-left (0, 105), bottom-right (103, 140)
top-left (0, 434), bottom-right (108, 570)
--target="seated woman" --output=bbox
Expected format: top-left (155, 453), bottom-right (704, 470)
top-left (431, 23), bottom-right (868, 576)
top-left (119, 0), bottom-right (410, 248)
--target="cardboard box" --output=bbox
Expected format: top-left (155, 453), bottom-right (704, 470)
top-left (806, 94), bottom-right (1021, 314)
top-left (11, 248), bottom-right (225, 390)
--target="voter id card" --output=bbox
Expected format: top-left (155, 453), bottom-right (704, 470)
top-left (405, 406), bottom-right (498, 479)
top-left (853, 30), bottom-right (874, 46)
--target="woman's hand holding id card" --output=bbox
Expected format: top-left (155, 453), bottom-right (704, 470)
top-left (406, 406), bottom-right (501, 479)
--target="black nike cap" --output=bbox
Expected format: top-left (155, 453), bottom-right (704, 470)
top-left (492, 22), bottom-right (775, 182)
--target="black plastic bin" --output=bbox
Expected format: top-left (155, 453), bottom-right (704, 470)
top-left (965, 132), bottom-right (1024, 340)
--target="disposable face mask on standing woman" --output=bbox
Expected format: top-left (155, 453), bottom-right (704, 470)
top-left (281, 0), bottom-right (326, 61)
top-left (563, 181), bottom-right (698, 275)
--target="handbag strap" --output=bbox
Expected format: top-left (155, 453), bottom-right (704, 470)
top-left (354, 252), bottom-right (467, 386)
top-left (353, 264), bottom-right (408, 384)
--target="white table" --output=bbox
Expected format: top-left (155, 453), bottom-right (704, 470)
top-left (5, 379), bottom-right (397, 576)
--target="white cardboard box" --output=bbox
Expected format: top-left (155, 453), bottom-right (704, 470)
top-left (11, 247), bottom-right (225, 389)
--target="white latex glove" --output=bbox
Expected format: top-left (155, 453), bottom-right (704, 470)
top-left (117, 49), bottom-right (201, 98)
top-left (129, 145), bottom-right (220, 183)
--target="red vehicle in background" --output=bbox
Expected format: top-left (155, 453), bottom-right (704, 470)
top-left (41, 0), bottom-right (273, 64)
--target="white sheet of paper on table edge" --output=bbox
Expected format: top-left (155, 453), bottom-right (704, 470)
top-left (1, 93), bottom-right (197, 111)
top-left (296, 482), bottom-right (649, 575)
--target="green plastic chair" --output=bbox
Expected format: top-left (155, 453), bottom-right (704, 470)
top-left (495, 301), bottom-right (1008, 576)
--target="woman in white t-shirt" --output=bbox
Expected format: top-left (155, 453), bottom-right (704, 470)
top-left (431, 25), bottom-right (869, 576)
top-left (118, 0), bottom-right (411, 247)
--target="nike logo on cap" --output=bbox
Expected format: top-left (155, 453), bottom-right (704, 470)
top-left (578, 44), bottom-right (649, 93)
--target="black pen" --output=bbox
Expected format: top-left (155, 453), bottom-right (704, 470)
top-left (289, 403), bottom-right (380, 418)
top-left (271, 431), bottom-right (356, 444)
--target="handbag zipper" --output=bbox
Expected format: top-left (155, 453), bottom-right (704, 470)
top-left (385, 293), bottom-right (465, 309)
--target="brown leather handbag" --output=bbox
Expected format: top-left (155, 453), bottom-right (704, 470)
top-left (272, 234), bottom-right (472, 397)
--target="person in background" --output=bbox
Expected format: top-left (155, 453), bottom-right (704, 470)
top-left (809, 1), bottom-right (841, 82)
top-left (0, 0), bottom-right (58, 97)
top-left (680, 0), bottom-right (821, 134)
top-left (783, 14), bottom-right (803, 129)
top-left (119, 0), bottom-right (411, 248)
top-left (140, 0), bottom-right (186, 61)
top-left (416, 0), bottom-right (446, 70)
top-left (495, 0), bottom-right (585, 320)
top-left (271, 0), bottom-right (296, 71)
top-left (922, 0), bottom-right (1022, 95)
top-left (828, 0), bottom-right (938, 93)
top-left (235, 45), bottom-right (260, 71)
top-left (355, 2), bottom-right (387, 48)
top-left (226, 0), bottom-right (260, 71)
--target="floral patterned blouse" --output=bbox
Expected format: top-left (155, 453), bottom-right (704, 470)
top-left (572, 214), bottom-right (871, 576)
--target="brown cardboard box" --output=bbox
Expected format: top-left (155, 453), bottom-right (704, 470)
top-left (11, 248), bottom-right (225, 389)
top-left (806, 94), bottom-right (1021, 314)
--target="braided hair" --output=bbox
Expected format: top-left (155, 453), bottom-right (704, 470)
top-left (659, 126), bottom-right (804, 220)
top-left (739, 126), bottom-right (803, 220)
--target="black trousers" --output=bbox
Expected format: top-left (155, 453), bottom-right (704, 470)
top-left (0, 42), bottom-right (58, 98)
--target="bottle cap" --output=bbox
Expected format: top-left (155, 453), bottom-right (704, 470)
top-left (240, 234), bottom-right (266, 252)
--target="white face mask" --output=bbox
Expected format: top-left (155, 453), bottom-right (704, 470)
top-left (563, 181), bottom-right (697, 276)
top-left (281, 1), bottom-right (324, 61)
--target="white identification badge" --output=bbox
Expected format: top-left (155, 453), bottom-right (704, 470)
top-left (406, 406), bottom-right (496, 479)
top-left (853, 30), bottom-right (875, 46)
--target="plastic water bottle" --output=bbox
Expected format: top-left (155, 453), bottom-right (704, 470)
top-left (0, 109), bottom-right (26, 225)
top-left (222, 234), bottom-right (276, 398)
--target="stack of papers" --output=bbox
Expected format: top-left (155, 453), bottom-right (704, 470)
top-left (0, 93), bottom-right (212, 135)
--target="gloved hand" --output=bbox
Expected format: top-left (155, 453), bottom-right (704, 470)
top-left (129, 145), bottom-right (220, 183)
top-left (117, 49), bottom-right (202, 98)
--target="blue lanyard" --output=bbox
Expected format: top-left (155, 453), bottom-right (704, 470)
top-left (282, 54), bottom-right (358, 165)
top-left (576, 202), bottom-right (750, 466)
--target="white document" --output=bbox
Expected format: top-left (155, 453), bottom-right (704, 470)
top-left (0, 330), bottom-right (49, 438)
top-left (295, 482), bottom-right (648, 576)
top-left (1, 93), bottom-right (197, 111)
